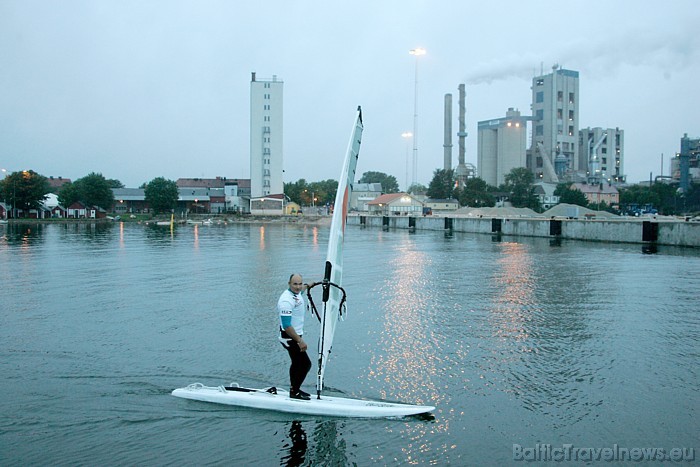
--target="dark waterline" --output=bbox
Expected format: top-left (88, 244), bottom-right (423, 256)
top-left (1, 222), bottom-right (698, 465)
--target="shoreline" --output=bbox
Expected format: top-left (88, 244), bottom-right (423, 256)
top-left (0, 214), bottom-right (333, 226)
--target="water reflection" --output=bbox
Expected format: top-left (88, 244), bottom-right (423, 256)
top-left (364, 234), bottom-right (444, 460)
top-left (491, 242), bottom-right (534, 341)
top-left (280, 420), bottom-right (349, 467)
top-left (144, 223), bottom-right (178, 244)
top-left (310, 420), bottom-right (349, 465)
top-left (642, 243), bottom-right (658, 254)
top-left (57, 222), bottom-right (115, 244)
top-left (1, 223), bottom-right (46, 247)
top-left (371, 244), bottom-right (437, 401)
top-left (485, 240), bottom-right (609, 428)
top-left (281, 421), bottom-right (307, 467)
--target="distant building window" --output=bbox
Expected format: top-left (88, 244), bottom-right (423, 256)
top-left (535, 125), bottom-right (543, 136)
top-left (569, 93), bottom-right (574, 104)
top-left (535, 78), bottom-right (544, 86)
top-left (568, 126), bottom-right (574, 136)
top-left (536, 109), bottom-right (544, 120)
top-left (536, 92), bottom-right (544, 103)
top-left (568, 110), bottom-right (574, 121)
top-left (557, 91), bottom-right (563, 101)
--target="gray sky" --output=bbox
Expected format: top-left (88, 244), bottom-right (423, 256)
top-left (1, 0), bottom-right (698, 189)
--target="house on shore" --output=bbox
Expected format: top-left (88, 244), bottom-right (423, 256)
top-left (367, 193), bottom-right (424, 216)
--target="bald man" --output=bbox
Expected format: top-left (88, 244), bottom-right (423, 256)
top-left (278, 273), bottom-right (318, 400)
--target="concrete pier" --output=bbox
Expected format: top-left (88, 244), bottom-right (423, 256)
top-left (349, 214), bottom-right (700, 248)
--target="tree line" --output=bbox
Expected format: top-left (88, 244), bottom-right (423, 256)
top-left (3, 167), bottom-right (698, 218)
top-left (286, 167), bottom-right (700, 216)
top-left (0, 171), bottom-right (181, 216)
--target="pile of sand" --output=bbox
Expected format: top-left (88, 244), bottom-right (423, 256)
top-left (453, 206), bottom-right (543, 218)
top-left (542, 203), bottom-right (618, 219)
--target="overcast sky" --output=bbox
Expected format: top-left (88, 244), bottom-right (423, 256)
top-left (1, 0), bottom-right (698, 189)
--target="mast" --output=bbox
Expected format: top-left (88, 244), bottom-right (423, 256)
top-left (316, 107), bottom-right (363, 399)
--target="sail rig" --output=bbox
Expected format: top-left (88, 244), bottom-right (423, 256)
top-left (312, 106), bottom-right (363, 399)
top-left (172, 107), bottom-right (433, 416)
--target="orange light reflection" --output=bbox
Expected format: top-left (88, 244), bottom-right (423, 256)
top-left (365, 237), bottom-right (449, 459)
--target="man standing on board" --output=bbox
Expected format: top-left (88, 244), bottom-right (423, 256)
top-left (278, 273), bottom-right (317, 400)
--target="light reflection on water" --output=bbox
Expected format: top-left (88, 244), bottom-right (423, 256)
top-left (0, 222), bottom-right (698, 465)
top-left (482, 240), bottom-right (612, 430)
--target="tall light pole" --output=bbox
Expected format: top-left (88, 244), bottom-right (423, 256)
top-left (1, 168), bottom-right (6, 219)
top-left (401, 132), bottom-right (412, 191)
top-left (409, 47), bottom-right (426, 187)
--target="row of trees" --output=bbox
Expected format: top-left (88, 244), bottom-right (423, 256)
top-left (283, 171), bottom-right (403, 207)
top-left (425, 167), bottom-right (544, 210)
top-left (0, 170), bottom-right (50, 215)
top-left (286, 167), bottom-right (699, 216)
top-left (4, 167), bottom-right (699, 218)
top-left (0, 171), bottom-right (182, 217)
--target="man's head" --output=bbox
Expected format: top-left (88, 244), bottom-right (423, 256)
top-left (288, 273), bottom-right (304, 294)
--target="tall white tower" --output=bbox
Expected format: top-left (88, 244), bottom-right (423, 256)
top-left (250, 72), bottom-right (284, 198)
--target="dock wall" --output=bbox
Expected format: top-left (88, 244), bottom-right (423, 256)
top-left (349, 215), bottom-right (700, 248)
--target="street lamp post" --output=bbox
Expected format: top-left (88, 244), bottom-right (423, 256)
top-left (409, 47), bottom-right (426, 187)
top-left (401, 132), bottom-right (412, 191)
top-left (1, 168), bottom-right (6, 219)
top-left (13, 177), bottom-right (17, 219)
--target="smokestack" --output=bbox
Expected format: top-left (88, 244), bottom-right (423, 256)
top-left (454, 84), bottom-right (470, 187)
top-left (458, 84), bottom-right (467, 165)
top-left (443, 93), bottom-right (453, 171)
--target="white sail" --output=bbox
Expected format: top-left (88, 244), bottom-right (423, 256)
top-left (316, 107), bottom-right (363, 397)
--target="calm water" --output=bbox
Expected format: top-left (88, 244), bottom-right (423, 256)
top-left (0, 221), bottom-right (698, 465)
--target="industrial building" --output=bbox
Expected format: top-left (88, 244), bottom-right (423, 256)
top-left (477, 108), bottom-right (529, 187)
top-left (672, 133), bottom-right (700, 191)
top-left (529, 66), bottom-right (580, 183)
top-left (471, 65), bottom-right (627, 188)
top-left (578, 127), bottom-right (625, 184)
